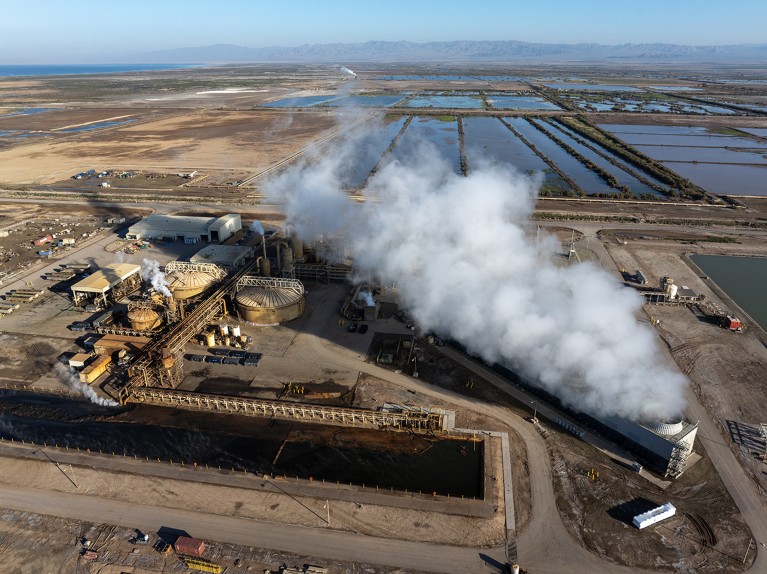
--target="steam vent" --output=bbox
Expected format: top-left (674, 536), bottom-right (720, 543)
top-left (235, 276), bottom-right (305, 324)
top-left (164, 261), bottom-right (225, 300)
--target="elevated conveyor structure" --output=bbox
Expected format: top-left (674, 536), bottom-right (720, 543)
top-left (121, 387), bottom-right (455, 432)
top-left (122, 261), bottom-right (257, 397)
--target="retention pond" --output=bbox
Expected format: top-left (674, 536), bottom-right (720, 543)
top-left (690, 254), bottom-right (767, 329)
top-left (0, 395), bottom-right (483, 498)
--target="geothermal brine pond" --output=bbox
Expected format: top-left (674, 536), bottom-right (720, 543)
top-left (0, 396), bottom-right (483, 498)
top-left (690, 254), bottom-right (767, 329)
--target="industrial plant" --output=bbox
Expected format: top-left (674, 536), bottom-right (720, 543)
top-left (63, 214), bottom-right (454, 435)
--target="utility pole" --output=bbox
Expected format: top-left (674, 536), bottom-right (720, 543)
top-left (325, 500), bottom-right (330, 526)
top-left (742, 538), bottom-right (754, 564)
top-left (531, 401), bottom-right (538, 423)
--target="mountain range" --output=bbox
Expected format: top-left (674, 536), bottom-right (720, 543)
top-left (133, 40), bottom-right (767, 64)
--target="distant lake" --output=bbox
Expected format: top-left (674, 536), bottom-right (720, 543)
top-left (0, 64), bottom-right (197, 77)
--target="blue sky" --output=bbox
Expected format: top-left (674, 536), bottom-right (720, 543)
top-left (2, 0), bottom-right (765, 63)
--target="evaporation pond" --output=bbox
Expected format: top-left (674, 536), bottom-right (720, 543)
top-left (402, 95), bottom-right (484, 108)
top-left (544, 83), bottom-right (640, 91)
top-left (663, 162), bottom-right (767, 196)
top-left (462, 117), bottom-right (561, 179)
top-left (486, 95), bottom-right (560, 110)
top-left (325, 95), bottom-right (404, 107)
top-left (262, 95), bottom-right (339, 107)
top-left (690, 255), bottom-right (767, 329)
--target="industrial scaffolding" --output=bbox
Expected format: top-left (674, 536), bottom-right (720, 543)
top-left (121, 387), bottom-right (455, 432)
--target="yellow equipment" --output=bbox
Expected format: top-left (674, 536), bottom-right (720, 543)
top-left (183, 557), bottom-right (222, 573)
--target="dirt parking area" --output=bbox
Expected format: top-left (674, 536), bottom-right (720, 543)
top-left (549, 429), bottom-right (753, 573)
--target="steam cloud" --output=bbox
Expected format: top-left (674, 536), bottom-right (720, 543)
top-left (357, 290), bottom-right (375, 307)
top-left (140, 258), bottom-right (171, 297)
top-left (250, 220), bottom-right (265, 236)
top-left (340, 66), bottom-right (357, 77)
top-left (264, 126), bottom-right (687, 421)
top-left (55, 363), bottom-right (119, 407)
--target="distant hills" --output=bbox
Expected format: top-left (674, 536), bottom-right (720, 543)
top-left (134, 40), bottom-right (767, 64)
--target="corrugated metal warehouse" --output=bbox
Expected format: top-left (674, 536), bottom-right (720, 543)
top-left (125, 214), bottom-right (241, 244)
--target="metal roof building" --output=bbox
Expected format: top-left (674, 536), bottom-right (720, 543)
top-left (190, 244), bottom-right (254, 269)
top-left (125, 214), bottom-right (241, 244)
top-left (71, 263), bottom-right (142, 306)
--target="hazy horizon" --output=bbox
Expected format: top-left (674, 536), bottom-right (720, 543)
top-left (2, 0), bottom-right (766, 64)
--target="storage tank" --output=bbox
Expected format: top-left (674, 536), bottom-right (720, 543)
top-left (165, 267), bottom-right (220, 300)
top-left (668, 283), bottom-right (678, 299)
top-left (236, 278), bottom-right (305, 324)
top-left (205, 332), bottom-right (216, 347)
top-left (231, 325), bottom-right (241, 338)
top-left (280, 243), bottom-right (293, 272)
top-left (291, 236), bottom-right (304, 259)
top-left (220, 324), bottom-right (229, 337)
top-left (259, 257), bottom-right (271, 277)
top-left (127, 307), bottom-right (161, 331)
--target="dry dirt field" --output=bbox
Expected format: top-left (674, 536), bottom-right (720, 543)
top-left (0, 108), bottom-right (342, 184)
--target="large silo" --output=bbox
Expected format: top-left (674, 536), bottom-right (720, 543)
top-left (127, 306), bottom-right (162, 331)
top-left (164, 261), bottom-right (226, 300)
top-left (235, 276), bottom-right (305, 324)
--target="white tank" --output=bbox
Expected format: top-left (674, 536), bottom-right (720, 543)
top-left (232, 325), bottom-right (241, 337)
top-left (220, 324), bottom-right (229, 336)
top-left (512, 565), bottom-right (520, 574)
top-left (668, 284), bottom-right (678, 299)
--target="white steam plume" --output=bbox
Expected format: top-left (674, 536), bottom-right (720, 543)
top-left (264, 128), bottom-right (688, 422)
top-left (357, 290), bottom-right (375, 307)
top-left (250, 220), bottom-right (265, 236)
top-left (340, 66), bottom-right (357, 77)
top-left (140, 258), bottom-right (171, 297)
top-left (55, 363), bottom-right (119, 407)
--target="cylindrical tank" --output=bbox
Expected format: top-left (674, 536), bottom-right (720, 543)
top-left (205, 332), bottom-right (216, 347)
top-left (512, 565), bottom-right (520, 574)
top-left (239, 335), bottom-right (248, 345)
top-left (260, 258), bottom-right (271, 277)
top-left (220, 324), bottom-right (229, 336)
top-left (668, 283), bottom-right (678, 299)
top-left (167, 269), bottom-right (219, 299)
top-left (232, 325), bottom-right (241, 338)
top-left (223, 336), bottom-right (230, 347)
top-left (236, 282), bottom-right (305, 324)
top-left (281, 244), bottom-right (293, 271)
top-left (162, 355), bottom-right (174, 369)
top-left (291, 236), bottom-right (304, 259)
top-left (127, 307), bottom-right (161, 331)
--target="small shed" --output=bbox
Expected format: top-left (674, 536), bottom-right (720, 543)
top-left (174, 536), bottom-right (205, 557)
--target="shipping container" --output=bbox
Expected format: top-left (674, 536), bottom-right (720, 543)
top-left (79, 354), bottom-right (112, 384)
top-left (33, 234), bottom-right (53, 246)
top-left (174, 536), bottom-right (205, 557)
top-left (222, 356), bottom-right (240, 365)
top-left (205, 356), bottom-right (222, 364)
